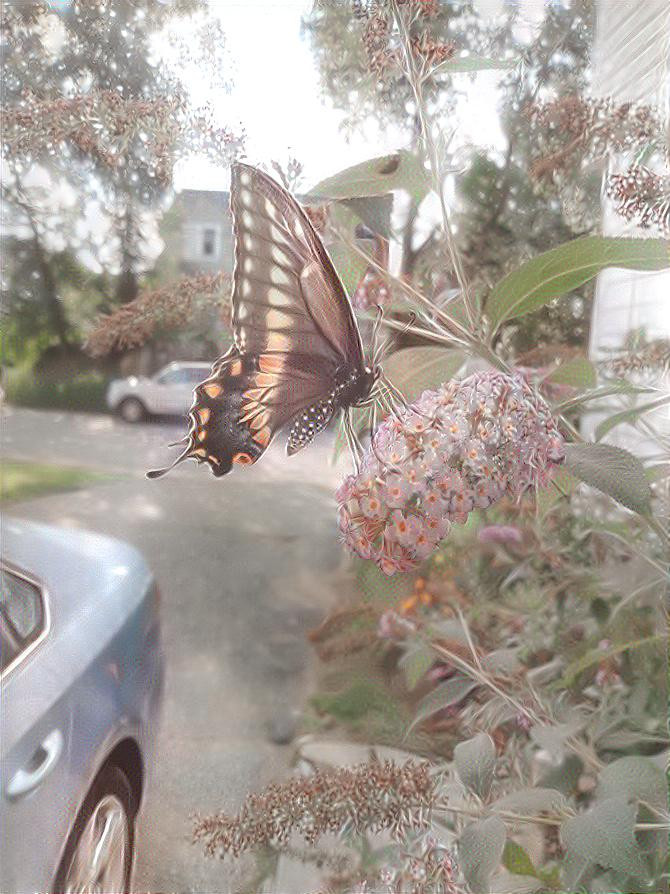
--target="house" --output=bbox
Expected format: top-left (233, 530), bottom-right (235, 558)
top-left (168, 189), bottom-right (235, 275)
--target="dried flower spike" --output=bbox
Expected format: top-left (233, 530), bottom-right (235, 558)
top-left (606, 164), bottom-right (670, 235)
top-left (193, 758), bottom-right (435, 859)
top-left (338, 371), bottom-right (565, 574)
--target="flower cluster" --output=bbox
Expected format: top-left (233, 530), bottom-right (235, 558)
top-left (527, 96), bottom-right (662, 184)
top-left (193, 758), bottom-right (435, 859)
top-left (378, 835), bottom-right (462, 894)
top-left (338, 371), bottom-right (565, 575)
top-left (359, 2), bottom-right (453, 78)
top-left (85, 272), bottom-right (230, 357)
top-left (3, 88), bottom-right (243, 185)
top-left (606, 165), bottom-right (670, 235)
top-left (606, 337), bottom-right (670, 377)
top-left (354, 271), bottom-right (391, 309)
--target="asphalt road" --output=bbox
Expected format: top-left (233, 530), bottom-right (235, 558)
top-left (3, 407), bottom-right (353, 893)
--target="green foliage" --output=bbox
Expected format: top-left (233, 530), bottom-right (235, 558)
top-left (309, 151), bottom-right (430, 205)
top-left (453, 733), bottom-right (496, 800)
top-left (4, 365), bottom-right (108, 413)
top-left (563, 443), bottom-right (653, 515)
top-left (546, 355), bottom-right (596, 390)
top-left (485, 237), bottom-right (670, 333)
top-left (1, 461), bottom-right (110, 503)
top-left (502, 840), bottom-right (537, 878)
top-left (595, 393), bottom-right (670, 441)
top-left (458, 816), bottom-right (507, 894)
top-left (311, 680), bottom-right (396, 725)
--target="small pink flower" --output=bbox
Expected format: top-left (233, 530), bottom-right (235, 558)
top-left (361, 492), bottom-right (386, 520)
top-left (478, 524), bottom-right (524, 545)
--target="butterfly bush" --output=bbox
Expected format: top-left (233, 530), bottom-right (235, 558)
top-left (337, 371), bottom-right (565, 575)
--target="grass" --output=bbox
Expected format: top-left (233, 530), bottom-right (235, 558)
top-left (1, 460), bottom-right (111, 503)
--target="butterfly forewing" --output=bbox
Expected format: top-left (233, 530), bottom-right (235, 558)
top-left (147, 162), bottom-right (372, 480)
top-left (231, 163), bottom-right (364, 366)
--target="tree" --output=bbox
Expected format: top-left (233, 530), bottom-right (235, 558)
top-left (1, 0), bottom-right (241, 361)
top-left (302, 0), bottom-right (597, 354)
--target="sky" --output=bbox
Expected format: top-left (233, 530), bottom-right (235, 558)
top-left (169, 0), bottom-right (526, 194)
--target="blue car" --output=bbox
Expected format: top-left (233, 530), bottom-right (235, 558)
top-left (0, 518), bottom-right (164, 894)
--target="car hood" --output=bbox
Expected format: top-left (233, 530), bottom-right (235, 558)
top-left (1, 517), bottom-right (153, 628)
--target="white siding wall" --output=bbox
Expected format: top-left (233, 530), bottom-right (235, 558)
top-left (585, 0), bottom-right (670, 458)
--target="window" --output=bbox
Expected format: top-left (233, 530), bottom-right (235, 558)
top-left (184, 367), bottom-right (210, 384)
top-left (0, 568), bottom-right (45, 673)
top-left (155, 367), bottom-right (187, 385)
top-left (202, 227), bottom-right (216, 257)
top-left (155, 366), bottom-right (210, 386)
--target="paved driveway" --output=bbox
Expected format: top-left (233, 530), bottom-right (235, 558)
top-left (3, 408), bottom-right (353, 893)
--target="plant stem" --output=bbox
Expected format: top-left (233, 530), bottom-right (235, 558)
top-left (392, 0), bottom-right (476, 329)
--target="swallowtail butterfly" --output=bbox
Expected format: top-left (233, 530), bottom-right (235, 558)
top-left (148, 163), bottom-right (379, 479)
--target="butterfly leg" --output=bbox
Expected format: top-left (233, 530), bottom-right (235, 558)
top-left (342, 407), bottom-right (364, 474)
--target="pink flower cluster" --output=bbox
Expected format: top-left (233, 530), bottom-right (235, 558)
top-left (337, 371), bottom-right (565, 575)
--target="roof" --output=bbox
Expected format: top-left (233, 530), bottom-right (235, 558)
top-left (174, 189), bottom-right (231, 217)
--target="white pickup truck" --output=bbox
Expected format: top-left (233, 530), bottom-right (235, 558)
top-left (106, 361), bottom-right (212, 422)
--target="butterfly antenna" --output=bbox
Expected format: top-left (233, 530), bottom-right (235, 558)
top-left (146, 443), bottom-right (193, 479)
top-left (373, 311), bottom-right (418, 367)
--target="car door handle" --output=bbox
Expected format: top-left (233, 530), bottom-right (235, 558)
top-left (6, 729), bottom-right (64, 800)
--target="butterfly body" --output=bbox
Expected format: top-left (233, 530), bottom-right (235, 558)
top-left (147, 162), bottom-right (378, 480)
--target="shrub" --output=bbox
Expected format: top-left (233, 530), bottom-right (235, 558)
top-left (4, 365), bottom-right (109, 413)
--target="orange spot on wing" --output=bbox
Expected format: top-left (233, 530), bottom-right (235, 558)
top-left (208, 455), bottom-right (220, 465)
top-left (193, 448), bottom-right (207, 458)
top-left (249, 412), bottom-right (269, 431)
top-left (267, 333), bottom-right (290, 351)
top-left (253, 427), bottom-right (271, 447)
top-left (197, 430), bottom-right (207, 442)
top-left (255, 373), bottom-right (278, 387)
top-left (244, 387), bottom-right (267, 401)
top-left (229, 359), bottom-right (243, 376)
top-left (203, 383), bottom-right (222, 398)
top-left (233, 452), bottom-right (254, 465)
top-left (259, 354), bottom-right (283, 373)
top-left (198, 408), bottom-right (211, 424)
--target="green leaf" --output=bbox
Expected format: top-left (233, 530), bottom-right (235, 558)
top-left (555, 382), bottom-right (655, 413)
top-left (341, 194), bottom-right (394, 240)
top-left (535, 467), bottom-right (578, 517)
top-left (399, 642), bottom-right (435, 690)
top-left (561, 796), bottom-right (646, 879)
top-left (502, 841), bottom-right (538, 878)
top-left (597, 756), bottom-right (667, 809)
top-left (309, 151), bottom-right (431, 205)
top-left (454, 732), bottom-right (496, 799)
top-left (595, 394), bottom-right (670, 441)
top-left (558, 633), bottom-right (665, 688)
top-left (563, 442), bottom-right (652, 514)
top-left (530, 715), bottom-right (586, 763)
top-left (408, 675), bottom-right (479, 734)
top-left (459, 816), bottom-right (507, 894)
top-left (347, 346), bottom-right (465, 443)
top-left (492, 787), bottom-right (568, 816)
top-left (546, 356), bottom-right (597, 390)
top-left (326, 241), bottom-right (369, 298)
top-left (486, 237), bottom-right (670, 333)
top-left (383, 346), bottom-right (467, 403)
top-left (433, 55), bottom-right (516, 75)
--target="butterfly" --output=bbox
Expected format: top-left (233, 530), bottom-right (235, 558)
top-left (147, 162), bottom-right (382, 479)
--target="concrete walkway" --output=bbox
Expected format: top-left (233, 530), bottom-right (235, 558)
top-left (3, 408), bottom-right (354, 893)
